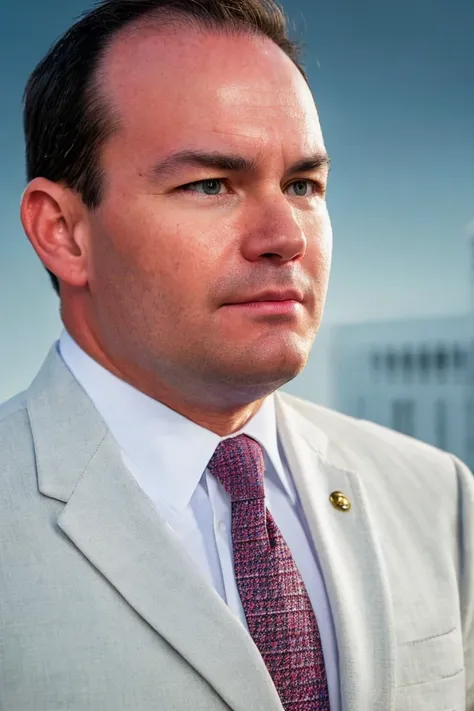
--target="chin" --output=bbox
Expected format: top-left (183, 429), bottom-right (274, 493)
top-left (235, 349), bottom-right (308, 389)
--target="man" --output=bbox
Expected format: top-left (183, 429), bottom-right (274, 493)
top-left (0, 0), bottom-right (472, 709)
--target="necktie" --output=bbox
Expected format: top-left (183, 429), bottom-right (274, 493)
top-left (207, 434), bottom-right (330, 710)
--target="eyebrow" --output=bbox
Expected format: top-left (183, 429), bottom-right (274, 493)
top-left (147, 149), bottom-right (331, 181)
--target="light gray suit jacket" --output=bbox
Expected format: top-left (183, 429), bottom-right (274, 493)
top-left (0, 344), bottom-right (473, 711)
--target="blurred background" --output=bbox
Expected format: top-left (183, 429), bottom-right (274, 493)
top-left (1, 0), bottom-right (473, 464)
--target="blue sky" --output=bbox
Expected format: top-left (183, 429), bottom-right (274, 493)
top-left (1, 0), bottom-right (473, 402)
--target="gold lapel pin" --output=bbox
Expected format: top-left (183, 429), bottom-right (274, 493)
top-left (330, 491), bottom-right (351, 512)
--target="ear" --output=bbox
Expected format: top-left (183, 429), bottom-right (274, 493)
top-left (20, 178), bottom-right (90, 290)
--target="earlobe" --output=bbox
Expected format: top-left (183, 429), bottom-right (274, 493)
top-left (20, 178), bottom-right (89, 289)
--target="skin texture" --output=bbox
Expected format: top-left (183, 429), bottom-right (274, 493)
top-left (21, 23), bottom-right (332, 435)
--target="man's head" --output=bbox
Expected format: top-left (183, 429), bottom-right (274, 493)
top-left (21, 0), bottom-right (332, 422)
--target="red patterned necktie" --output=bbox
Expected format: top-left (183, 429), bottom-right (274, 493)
top-left (207, 434), bottom-right (330, 710)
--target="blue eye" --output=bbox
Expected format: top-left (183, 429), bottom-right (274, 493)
top-left (288, 180), bottom-right (314, 197)
top-left (185, 179), bottom-right (223, 195)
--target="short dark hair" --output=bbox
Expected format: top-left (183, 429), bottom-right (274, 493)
top-left (23, 0), bottom-right (308, 296)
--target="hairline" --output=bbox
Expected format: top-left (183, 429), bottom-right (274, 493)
top-left (87, 10), bottom-right (305, 207)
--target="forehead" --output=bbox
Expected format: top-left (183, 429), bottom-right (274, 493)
top-left (99, 24), bottom-right (324, 162)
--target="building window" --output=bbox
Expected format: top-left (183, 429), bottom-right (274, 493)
top-left (418, 348), bottom-right (431, 380)
top-left (434, 399), bottom-right (448, 450)
top-left (386, 349), bottom-right (397, 377)
top-left (391, 399), bottom-right (416, 437)
top-left (435, 347), bottom-right (449, 378)
top-left (453, 345), bottom-right (467, 370)
top-left (402, 349), bottom-right (414, 382)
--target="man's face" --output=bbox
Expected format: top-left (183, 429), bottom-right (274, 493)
top-left (85, 24), bottom-right (332, 405)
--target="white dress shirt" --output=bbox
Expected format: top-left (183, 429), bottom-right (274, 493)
top-left (59, 329), bottom-right (340, 710)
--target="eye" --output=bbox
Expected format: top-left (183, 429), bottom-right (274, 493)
top-left (287, 179), bottom-right (319, 197)
top-left (180, 179), bottom-right (228, 196)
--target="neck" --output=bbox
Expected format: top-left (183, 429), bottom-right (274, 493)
top-left (62, 316), bottom-right (266, 437)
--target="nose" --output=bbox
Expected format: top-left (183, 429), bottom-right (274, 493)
top-left (240, 194), bottom-right (308, 264)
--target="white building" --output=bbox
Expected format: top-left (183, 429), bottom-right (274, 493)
top-left (330, 235), bottom-right (474, 470)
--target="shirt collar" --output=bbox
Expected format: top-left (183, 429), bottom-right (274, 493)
top-left (58, 329), bottom-right (293, 514)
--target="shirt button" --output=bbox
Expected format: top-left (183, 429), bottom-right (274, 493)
top-left (218, 521), bottom-right (227, 533)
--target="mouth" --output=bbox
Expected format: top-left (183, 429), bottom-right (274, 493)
top-left (223, 289), bottom-right (304, 307)
top-left (221, 300), bottom-right (302, 316)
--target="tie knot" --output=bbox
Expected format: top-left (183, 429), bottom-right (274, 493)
top-left (207, 434), bottom-right (265, 503)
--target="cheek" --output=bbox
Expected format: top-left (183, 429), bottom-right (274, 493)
top-left (108, 209), bottom-right (225, 308)
top-left (321, 221), bottom-right (333, 265)
top-left (94, 203), bottom-right (177, 281)
top-left (304, 209), bottom-right (333, 268)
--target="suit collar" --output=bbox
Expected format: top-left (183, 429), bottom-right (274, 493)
top-left (59, 329), bottom-right (293, 509)
top-left (27, 343), bottom-right (108, 503)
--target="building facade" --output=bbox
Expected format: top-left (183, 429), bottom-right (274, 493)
top-left (330, 314), bottom-right (474, 470)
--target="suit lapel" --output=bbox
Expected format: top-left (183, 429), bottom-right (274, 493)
top-left (56, 434), bottom-right (283, 711)
top-left (27, 347), bottom-right (283, 711)
top-left (275, 393), bottom-right (396, 711)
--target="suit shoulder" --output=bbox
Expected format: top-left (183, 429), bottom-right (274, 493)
top-left (0, 390), bottom-right (29, 427)
top-left (278, 391), bottom-right (358, 432)
top-left (278, 390), bottom-right (457, 473)
top-left (0, 391), bottom-right (34, 464)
